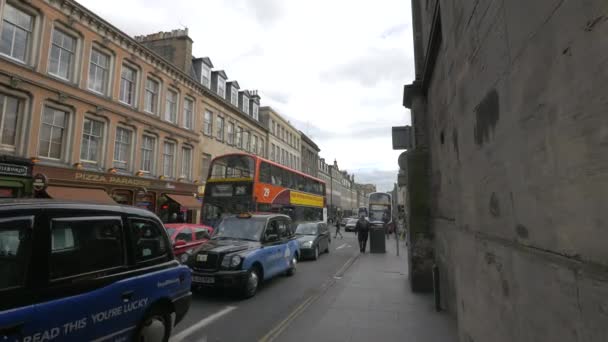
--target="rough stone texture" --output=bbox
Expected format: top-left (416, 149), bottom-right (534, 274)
top-left (408, 0), bottom-right (608, 341)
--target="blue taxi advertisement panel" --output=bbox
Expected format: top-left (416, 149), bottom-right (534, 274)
top-left (1, 265), bottom-right (191, 342)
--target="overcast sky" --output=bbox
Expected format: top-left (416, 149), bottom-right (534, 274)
top-left (78, 0), bottom-right (414, 191)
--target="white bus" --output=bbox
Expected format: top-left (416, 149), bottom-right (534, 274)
top-left (368, 192), bottom-right (393, 226)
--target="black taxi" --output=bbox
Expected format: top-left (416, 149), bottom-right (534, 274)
top-left (186, 213), bottom-right (300, 298)
top-left (0, 200), bottom-right (191, 342)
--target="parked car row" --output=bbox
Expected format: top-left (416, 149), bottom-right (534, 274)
top-left (0, 200), bottom-right (337, 342)
top-left (166, 216), bottom-right (333, 298)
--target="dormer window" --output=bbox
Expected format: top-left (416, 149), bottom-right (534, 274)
top-left (242, 96), bottom-right (249, 114)
top-left (231, 87), bottom-right (238, 106)
top-left (217, 77), bottom-right (225, 97)
top-left (252, 103), bottom-right (259, 120)
top-left (201, 65), bottom-right (210, 88)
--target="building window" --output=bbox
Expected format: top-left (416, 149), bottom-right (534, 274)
top-left (181, 146), bottom-right (192, 180)
top-left (49, 28), bottom-right (76, 80)
top-left (201, 65), bottom-right (210, 88)
top-left (88, 49), bottom-right (110, 95)
top-left (119, 65), bottom-right (137, 106)
top-left (242, 96), bottom-right (249, 114)
top-left (252, 135), bottom-right (258, 155)
top-left (183, 98), bottom-right (194, 130)
top-left (236, 126), bottom-right (243, 148)
top-left (165, 89), bottom-right (178, 124)
top-left (144, 78), bottom-right (159, 114)
top-left (141, 135), bottom-right (156, 174)
top-left (203, 110), bottom-right (213, 136)
top-left (80, 118), bottom-right (104, 164)
top-left (0, 4), bottom-right (33, 63)
top-left (252, 103), bottom-right (259, 120)
top-left (217, 77), bottom-right (225, 97)
top-left (0, 94), bottom-right (21, 151)
top-left (227, 122), bottom-right (235, 145)
top-left (270, 144), bottom-right (275, 161)
top-left (216, 116), bottom-right (224, 141)
top-left (260, 138), bottom-right (265, 157)
top-left (200, 153), bottom-right (212, 180)
top-left (231, 87), bottom-right (238, 106)
top-left (113, 127), bottom-right (132, 170)
top-left (162, 141), bottom-right (175, 178)
top-left (243, 131), bottom-right (250, 151)
top-left (39, 107), bottom-right (68, 160)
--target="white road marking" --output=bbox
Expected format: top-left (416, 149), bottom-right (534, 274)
top-left (336, 243), bottom-right (348, 250)
top-left (170, 306), bottom-right (237, 342)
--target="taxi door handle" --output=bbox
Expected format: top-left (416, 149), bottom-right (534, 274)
top-left (122, 291), bottom-right (134, 302)
top-left (0, 322), bottom-right (23, 336)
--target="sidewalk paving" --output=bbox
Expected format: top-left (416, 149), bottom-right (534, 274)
top-left (276, 236), bottom-right (458, 342)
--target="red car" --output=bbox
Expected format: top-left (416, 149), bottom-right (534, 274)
top-left (165, 223), bottom-right (214, 263)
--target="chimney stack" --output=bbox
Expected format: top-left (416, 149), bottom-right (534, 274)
top-left (135, 29), bottom-right (193, 74)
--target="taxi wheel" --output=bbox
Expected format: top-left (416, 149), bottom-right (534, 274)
top-left (286, 255), bottom-right (297, 276)
top-left (135, 306), bottom-right (172, 342)
top-left (242, 267), bottom-right (260, 298)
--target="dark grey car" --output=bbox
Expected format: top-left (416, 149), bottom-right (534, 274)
top-left (295, 222), bottom-right (330, 260)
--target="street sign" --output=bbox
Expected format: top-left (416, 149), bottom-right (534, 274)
top-left (33, 173), bottom-right (48, 192)
top-left (392, 126), bottom-right (412, 150)
top-left (0, 163), bottom-right (28, 177)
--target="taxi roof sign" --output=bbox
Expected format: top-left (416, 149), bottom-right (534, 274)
top-left (237, 213), bottom-right (252, 219)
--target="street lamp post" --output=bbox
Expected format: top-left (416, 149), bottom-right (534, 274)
top-left (329, 165), bottom-right (333, 219)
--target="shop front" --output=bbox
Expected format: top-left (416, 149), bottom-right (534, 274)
top-left (32, 165), bottom-right (200, 222)
top-left (157, 193), bottom-right (201, 224)
top-left (0, 155), bottom-right (33, 198)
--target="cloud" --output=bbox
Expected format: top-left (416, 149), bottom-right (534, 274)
top-left (350, 169), bottom-right (398, 192)
top-left (76, 0), bottom-right (415, 189)
top-left (381, 24), bottom-right (408, 39)
top-left (247, 0), bottom-right (284, 25)
top-left (262, 90), bottom-right (290, 105)
top-left (226, 0), bottom-right (284, 25)
top-left (321, 48), bottom-right (414, 87)
top-left (233, 45), bottom-right (265, 61)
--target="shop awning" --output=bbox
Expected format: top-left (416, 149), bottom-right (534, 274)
top-left (46, 186), bottom-right (116, 204)
top-left (166, 194), bottom-right (201, 209)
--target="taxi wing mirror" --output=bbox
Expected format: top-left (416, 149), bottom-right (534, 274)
top-left (174, 239), bottom-right (187, 247)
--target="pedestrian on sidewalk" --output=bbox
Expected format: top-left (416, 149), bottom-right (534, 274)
top-left (383, 210), bottom-right (391, 240)
top-left (355, 215), bottom-right (370, 253)
top-left (334, 218), bottom-right (344, 239)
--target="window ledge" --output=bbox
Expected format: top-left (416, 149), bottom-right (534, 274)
top-left (47, 73), bottom-right (78, 87)
top-left (0, 54), bottom-right (34, 70)
top-left (86, 89), bottom-right (112, 100)
top-left (36, 159), bottom-right (69, 168)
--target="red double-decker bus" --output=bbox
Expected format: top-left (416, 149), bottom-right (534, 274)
top-left (201, 153), bottom-right (327, 226)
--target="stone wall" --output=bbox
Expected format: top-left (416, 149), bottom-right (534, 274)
top-left (410, 0), bottom-right (608, 341)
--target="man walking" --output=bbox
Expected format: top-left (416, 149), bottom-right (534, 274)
top-left (383, 210), bottom-right (391, 240)
top-left (334, 218), bottom-right (344, 239)
top-left (355, 215), bottom-right (370, 253)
